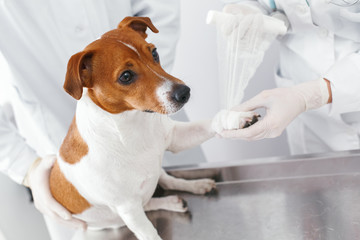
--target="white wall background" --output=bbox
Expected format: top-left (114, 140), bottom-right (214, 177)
top-left (0, 0), bottom-right (289, 239)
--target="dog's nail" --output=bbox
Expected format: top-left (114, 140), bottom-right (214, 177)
top-left (182, 199), bottom-right (188, 209)
top-left (243, 121), bottom-right (251, 128)
top-left (206, 188), bottom-right (218, 196)
top-left (243, 115), bottom-right (260, 128)
top-left (251, 115), bottom-right (259, 124)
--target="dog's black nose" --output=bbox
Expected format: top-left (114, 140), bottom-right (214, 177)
top-left (172, 84), bottom-right (190, 104)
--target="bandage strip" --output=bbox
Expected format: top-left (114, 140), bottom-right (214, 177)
top-left (207, 5), bottom-right (287, 110)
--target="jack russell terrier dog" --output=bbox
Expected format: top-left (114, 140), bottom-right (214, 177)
top-left (49, 17), bottom-right (257, 240)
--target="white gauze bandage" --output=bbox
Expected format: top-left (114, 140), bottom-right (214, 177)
top-left (212, 109), bottom-right (255, 134)
top-left (207, 4), bottom-right (287, 110)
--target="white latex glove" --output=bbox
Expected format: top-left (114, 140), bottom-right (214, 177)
top-left (23, 155), bottom-right (87, 229)
top-left (218, 78), bottom-right (330, 140)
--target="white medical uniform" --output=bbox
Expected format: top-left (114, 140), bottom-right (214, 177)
top-left (228, 0), bottom-right (360, 154)
top-left (0, 0), bottom-right (183, 239)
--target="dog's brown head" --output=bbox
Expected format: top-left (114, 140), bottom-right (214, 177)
top-left (64, 17), bottom-right (189, 114)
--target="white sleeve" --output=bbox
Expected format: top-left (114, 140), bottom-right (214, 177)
top-left (131, 0), bottom-right (180, 72)
top-left (0, 104), bottom-right (38, 184)
top-left (323, 53), bottom-right (360, 115)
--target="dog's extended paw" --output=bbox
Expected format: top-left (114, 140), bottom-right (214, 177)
top-left (212, 109), bottom-right (260, 133)
top-left (188, 178), bottom-right (216, 195)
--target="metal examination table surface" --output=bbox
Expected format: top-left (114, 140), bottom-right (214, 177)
top-left (76, 150), bottom-right (360, 240)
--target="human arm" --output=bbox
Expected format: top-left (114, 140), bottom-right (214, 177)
top-left (214, 2), bottom-right (360, 140)
top-left (324, 53), bottom-right (360, 115)
top-left (217, 48), bottom-right (360, 140)
top-left (0, 104), bottom-right (86, 228)
top-left (0, 104), bottom-right (38, 184)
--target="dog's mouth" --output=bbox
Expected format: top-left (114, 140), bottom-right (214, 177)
top-left (143, 109), bottom-right (154, 113)
top-left (163, 101), bottom-right (188, 115)
top-left (145, 101), bottom-right (187, 115)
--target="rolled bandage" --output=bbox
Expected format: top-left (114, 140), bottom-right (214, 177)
top-left (207, 8), bottom-right (287, 37)
top-left (207, 5), bottom-right (288, 110)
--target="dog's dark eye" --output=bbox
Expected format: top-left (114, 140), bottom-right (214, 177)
top-left (118, 70), bottom-right (135, 84)
top-left (152, 48), bottom-right (159, 63)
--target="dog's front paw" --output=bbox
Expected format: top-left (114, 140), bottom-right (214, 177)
top-left (212, 109), bottom-right (259, 133)
top-left (188, 178), bottom-right (216, 195)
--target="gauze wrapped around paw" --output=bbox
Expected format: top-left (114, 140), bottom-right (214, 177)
top-left (212, 109), bottom-right (258, 134)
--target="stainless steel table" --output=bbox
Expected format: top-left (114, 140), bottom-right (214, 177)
top-left (75, 150), bottom-right (360, 240)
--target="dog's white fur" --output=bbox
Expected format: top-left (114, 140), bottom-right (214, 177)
top-left (156, 80), bottom-right (176, 114)
top-left (57, 89), bottom-right (215, 238)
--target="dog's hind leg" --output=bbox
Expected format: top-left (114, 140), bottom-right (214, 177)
top-left (158, 169), bottom-right (216, 195)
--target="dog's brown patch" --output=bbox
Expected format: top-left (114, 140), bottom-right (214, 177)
top-left (59, 117), bottom-right (88, 164)
top-left (50, 161), bottom-right (91, 214)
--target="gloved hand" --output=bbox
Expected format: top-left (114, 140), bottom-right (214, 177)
top-left (23, 155), bottom-right (87, 229)
top-left (218, 78), bottom-right (331, 140)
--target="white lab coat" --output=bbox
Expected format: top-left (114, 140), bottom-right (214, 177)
top-left (227, 0), bottom-right (360, 154)
top-left (0, 0), bottom-right (181, 184)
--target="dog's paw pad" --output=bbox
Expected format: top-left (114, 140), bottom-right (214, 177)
top-left (243, 114), bottom-right (260, 128)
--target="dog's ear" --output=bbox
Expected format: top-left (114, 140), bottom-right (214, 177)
top-left (118, 17), bottom-right (159, 39)
top-left (64, 51), bottom-right (94, 100)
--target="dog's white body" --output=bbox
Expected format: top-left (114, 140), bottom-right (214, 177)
top-left (57, 92), bottom-right (214, 230)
